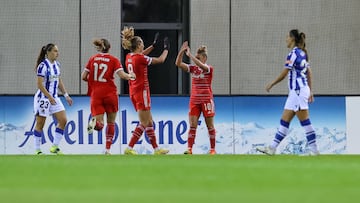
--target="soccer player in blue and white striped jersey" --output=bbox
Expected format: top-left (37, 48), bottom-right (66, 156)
top-left (33, 43), bottom-right (73, 155)
top-left (256, 29), bottom-right (319, 155)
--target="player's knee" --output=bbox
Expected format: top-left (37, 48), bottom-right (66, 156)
top-left (57, 118), bottom-right (67, 129)
top-left (95, 121), bottom-right (104, 131)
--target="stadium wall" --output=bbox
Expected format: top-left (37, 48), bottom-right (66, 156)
top-left (1, 0), bottom-right (359, 95)
top-left (0, 95), bottom-right (356, 155)
top-left (190, 0), bottom-right (360, 95)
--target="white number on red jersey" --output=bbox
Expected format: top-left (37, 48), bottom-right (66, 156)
top-left (93, 62), bottom-right (108, 82)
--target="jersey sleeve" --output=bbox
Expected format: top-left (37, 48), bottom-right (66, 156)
top-left (144, 55), bottom-right (152, 66)
top-left (207, 65), bottom-right (213, 74)
top-left (84, 56), bottom-right (93, 72)
top-left (114, 57), bottom-right (123, 72)
top-left (36, 62), bottom-right (46, 77)
top-left (285, 51), bottom-right (297, 69)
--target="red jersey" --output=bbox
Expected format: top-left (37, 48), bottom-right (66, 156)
top-left (85, 53), bottom-right (123, 97)
top-left (125, 53), bottom-right (152, 95)
top-left (188, 64), bottom-right (214, 104)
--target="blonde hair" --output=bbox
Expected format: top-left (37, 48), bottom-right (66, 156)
top-left (93, 38), bottom-right (110, 53)
top-left (197, 45), bottom-right (208, 58)
top-left (121, 26), bottom-right (142, 51)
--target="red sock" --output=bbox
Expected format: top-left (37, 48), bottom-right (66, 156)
top-left (187, 127), bottom-right (197, 149)
top-left (208, 128), bottom-right (216, 150)
top-left (129, 124), bottom-right (145, 148)
top-left (145, 126), bottom-right (158, 149)
top-left (105, 123), bottom-right (115, 150)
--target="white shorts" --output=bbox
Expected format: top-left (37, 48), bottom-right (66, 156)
top-left (34, 97), bottom-right (65, 117)
top-left (284, 86), bottom-right (310, 112)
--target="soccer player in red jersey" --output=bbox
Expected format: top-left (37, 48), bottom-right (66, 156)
top-left (82, 38), bottom-right (135, 155)
top-left (121, 26), bottom-right (170, 155)
top-left (175, 41), bottom-right (216, 155)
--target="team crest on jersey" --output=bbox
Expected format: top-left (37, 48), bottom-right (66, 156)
top-left (192, 68), bottom-right (205, 78)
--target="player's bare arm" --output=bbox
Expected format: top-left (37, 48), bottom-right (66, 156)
top-left (151, 37), bottom-right (169, 65)
top-left (175, 41), bottom-right (189, 71)
top-left (266, 68), bottom-right (289, 92)
top-left (307, 67), bottom-right (314, 103)
top-left (186, 47), bottom-right (209, 72)
top-left (81, 70), bottom-right (89, 81)
top-left (58, 78), bottom-right (73, 106)
top-left (117, 69), bottom-right (136, 81)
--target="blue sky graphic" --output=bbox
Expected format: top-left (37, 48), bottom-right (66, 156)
top-left (0, 96), bottom-right (345, 131)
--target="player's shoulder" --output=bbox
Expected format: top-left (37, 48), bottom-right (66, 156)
top-left (107, 53), bottom-right (120, 60)
top-left (131, 53), bottom-right (146, 59)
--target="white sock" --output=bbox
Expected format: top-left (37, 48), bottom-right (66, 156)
top-left (53, 128), bottom-right (64, 146)
top-left (34, 136), bottom-right (41, 150)
top-left (33, 130), bottom-right (42, 151)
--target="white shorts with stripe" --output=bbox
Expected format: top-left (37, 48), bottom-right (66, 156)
top-left (33, 96), bottom-right (65, 117)
top-left (284, 86), bottom-right (310, 112)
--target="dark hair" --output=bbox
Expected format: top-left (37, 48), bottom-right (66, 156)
top-left (93, 38), bottom-right (111, 53)
top-left (289, 29), bottom-right (308, 59)
top-left (35, 43), bottom-right (55, 71)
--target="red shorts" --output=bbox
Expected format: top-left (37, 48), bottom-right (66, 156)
top-left (91, 94), bottom-right (118, 116)
top-left (189, 99), bottom-right (215, 118)
top-left (130, 89), bottom-right (151, 111)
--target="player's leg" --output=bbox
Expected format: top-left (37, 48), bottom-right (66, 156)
top-left (202, 100), bottom-right (216, 154)
top-left (34, 115), bottom-right (46, 154)
top-left (139, 110), bottom-right (168, 155)
top-left (102, 95), bottom-right (119, 154)
top-left (296, 87), bottom-right (319, 155)
top-left (185, 103), bottom-right (201, 154)
top-left (88, 96), bottom-right (105, 134)
top-left (204, 116), bottom-right (216, 154)
top-left (296, 110), bottom-right (319, 155)
top-left (125, 114), bottom-right (145, 154)
top-left (184, 115), bottom-right (199, 154)
top-left (33, 96), bottom-right (49, 154)
top-left (50, 110), bottom-right (67, 154)
top-left (125, 93), bottom-right (145, 155)
top-left (257, 91), bottom-right (299, 155)
top-left (104, 112), bottom-right (116, 155)
top-left (257, 109), bottom-right (295, 155)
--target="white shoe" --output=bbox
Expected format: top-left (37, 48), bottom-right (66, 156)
top-left (87, 117), bottom-right (96, 134)
top-left (309, 149), bottom-right (320, 156)
top-left (256, 146), bottom-right (276, 155)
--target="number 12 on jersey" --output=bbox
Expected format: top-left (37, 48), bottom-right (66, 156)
top-left (93, 62), bottom-right (108, 82)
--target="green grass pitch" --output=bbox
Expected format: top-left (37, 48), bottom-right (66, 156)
top-left (0, 155), bottom-right (359, 203)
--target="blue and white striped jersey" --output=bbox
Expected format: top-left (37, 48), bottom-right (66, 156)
top-left (35, 58), bottom-right (61, 99)
top-left (284, 47), bottom-right (310, 90)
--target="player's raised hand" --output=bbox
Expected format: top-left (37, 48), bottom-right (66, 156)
top-left (164, 37), bottom-right (170, 50)
top-left (152, 32), bottom-right (160, 48)
top-left (180, 41), bottom-right (188, 52)
top-left (185, 47), bottom-right (192, 57)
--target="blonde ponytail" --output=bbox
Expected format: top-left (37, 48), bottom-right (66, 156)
top-left (121, 26), bottom-right (135, 50)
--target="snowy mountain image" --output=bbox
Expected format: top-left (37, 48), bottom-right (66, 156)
top-left (0, 121), bottom-right (347, 155)
top-left (0, 123), bottom-right (24, 132)
top-left (129, 121), bottom-right (346, 155)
